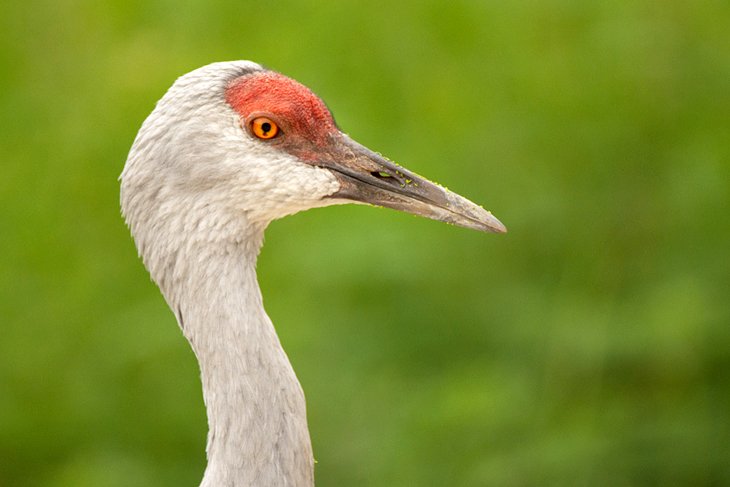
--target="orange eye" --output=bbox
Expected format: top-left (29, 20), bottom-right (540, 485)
top-left (250, 117), bottom-right (279, 139)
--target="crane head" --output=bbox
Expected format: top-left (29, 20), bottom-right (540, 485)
top-left (121, 61), bottom-right (505, 246)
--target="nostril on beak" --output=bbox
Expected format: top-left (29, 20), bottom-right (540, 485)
top-left (370, 169), bottom-right (411, 188)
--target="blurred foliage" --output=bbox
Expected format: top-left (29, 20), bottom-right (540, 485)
top-left (1, 0), bottom-right (729, 485)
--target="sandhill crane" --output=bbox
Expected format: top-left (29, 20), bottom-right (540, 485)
top-left (120, 61), bottom-right (506, 487)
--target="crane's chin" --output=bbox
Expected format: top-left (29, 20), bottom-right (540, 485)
top-left (317, 135), bottom-right (507, 234)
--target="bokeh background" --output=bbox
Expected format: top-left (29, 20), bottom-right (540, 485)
top-left (1, 1), bottom-right (729, 485)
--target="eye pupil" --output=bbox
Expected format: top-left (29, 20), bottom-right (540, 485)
top-left (261, 122), bottom-right (271, 134)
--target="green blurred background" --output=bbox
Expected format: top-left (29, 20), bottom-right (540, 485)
top-left (1, 1), bottom-right (729, 485)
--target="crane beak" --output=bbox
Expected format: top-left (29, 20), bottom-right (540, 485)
top-left (319, 134), bottom-right (507, 233)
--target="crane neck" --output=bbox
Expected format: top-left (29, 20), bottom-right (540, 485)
top-left (163, 225), bottom-right (314, 487)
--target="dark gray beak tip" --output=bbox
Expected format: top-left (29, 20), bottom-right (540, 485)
top-left (439, 189), bottom-right (507, 234)
top-left (481, 213), bottom-right (508, 234)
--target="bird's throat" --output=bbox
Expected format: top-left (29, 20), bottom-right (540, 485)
top-left (167, 235), bottom-right (315, 487)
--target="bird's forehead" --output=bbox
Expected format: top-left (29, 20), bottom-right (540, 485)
top-left (225, 71), bottom-right (336, 135)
